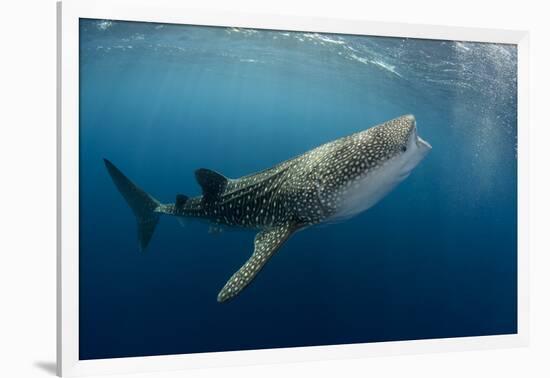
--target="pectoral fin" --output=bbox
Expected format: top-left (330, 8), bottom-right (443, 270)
top-left (217, 224), bottom-right (297, 303)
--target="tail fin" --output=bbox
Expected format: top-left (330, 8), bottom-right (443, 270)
top-left (104, 159), bottom-right (161, 252)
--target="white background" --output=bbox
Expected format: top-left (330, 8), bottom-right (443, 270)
top-left (0, 0), bottom-right (548, 377)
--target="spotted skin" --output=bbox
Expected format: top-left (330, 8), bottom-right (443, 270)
top-left (217, 223), bottom-right (297, 302)
top-left (104, 114), bottom-right (432, 302)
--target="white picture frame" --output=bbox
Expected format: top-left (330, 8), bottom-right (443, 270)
top-left (57, 0), bottom-right (529, 376)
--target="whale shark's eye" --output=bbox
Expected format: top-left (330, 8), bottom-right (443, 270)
top-left (401, 146), bottom-right (407, 152)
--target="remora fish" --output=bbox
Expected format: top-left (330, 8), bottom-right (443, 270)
top-left (104, 114), bottom-right (431, 302)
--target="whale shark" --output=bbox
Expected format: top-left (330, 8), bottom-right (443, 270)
top-left (104, 114), bottom-right (431, 302)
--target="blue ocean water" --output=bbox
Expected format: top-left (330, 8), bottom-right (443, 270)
top-left (79, 19), bottom-right (517, 360)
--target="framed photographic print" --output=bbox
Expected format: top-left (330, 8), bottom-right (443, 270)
top-left (57, 0), bottom-right (529, 376)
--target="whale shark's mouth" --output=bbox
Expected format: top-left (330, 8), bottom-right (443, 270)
top-left (417, 135), bottom-right (432, 150)
top-left (409, 119), bottom-right (431, 152)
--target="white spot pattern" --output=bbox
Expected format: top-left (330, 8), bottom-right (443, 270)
top-left (217, 224), bottom-right (296, 302)
top-left (149, 115), bottom-right (424, 301)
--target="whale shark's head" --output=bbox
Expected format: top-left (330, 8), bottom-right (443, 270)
top-left (320, 114), bottom-right (432, 222)
top-left (367, 114), bottom-right (432, 172)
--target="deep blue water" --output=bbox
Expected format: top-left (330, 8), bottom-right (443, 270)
top-left (79, 19), bottom-right (518, 360)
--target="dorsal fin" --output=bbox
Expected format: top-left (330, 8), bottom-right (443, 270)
top-left (175, 194), bottom-right (188, 210)
top-left (195, 168), bottom-right (228, 201)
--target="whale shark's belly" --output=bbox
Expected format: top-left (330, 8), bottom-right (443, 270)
top-left (326, 158), bottom-right (410, 222)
